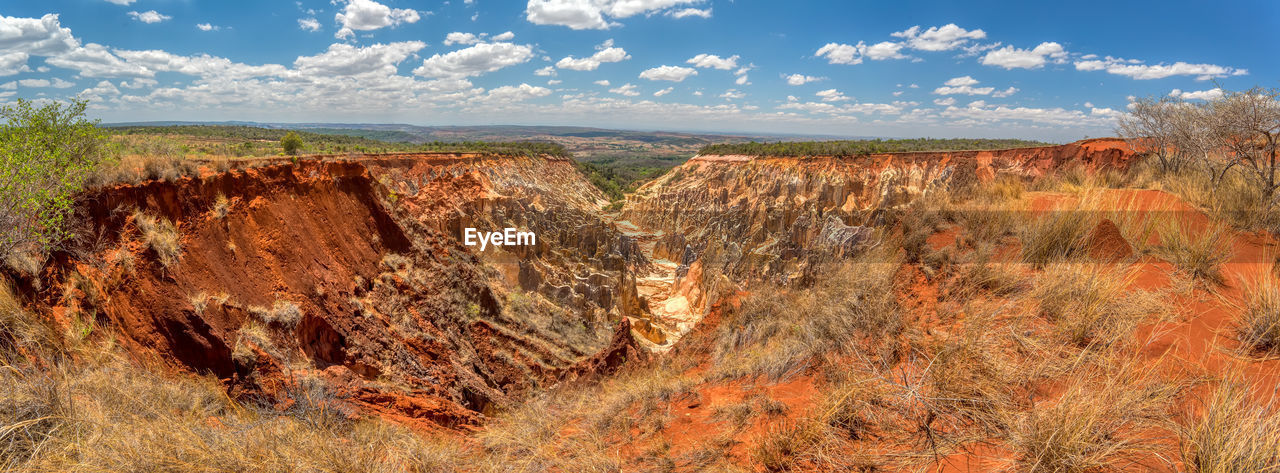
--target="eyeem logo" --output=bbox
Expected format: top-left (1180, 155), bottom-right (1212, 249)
top-left (463, 228), bottom-right (536, 251)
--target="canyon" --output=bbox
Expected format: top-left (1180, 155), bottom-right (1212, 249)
top-left (9, 139), bottom-right (1141, 431)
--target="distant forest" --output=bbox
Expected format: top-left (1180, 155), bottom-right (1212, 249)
top-left (698, 138), bottom-right (1054, 157)
top-left (109, 125), bottom-right (569, 157)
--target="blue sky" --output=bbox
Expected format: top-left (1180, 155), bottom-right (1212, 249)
top-left (1, 0), bottom-right (1275, 141)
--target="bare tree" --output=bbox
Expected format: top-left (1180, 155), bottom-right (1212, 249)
top-left (1212, 87), bottom-right (1280, 199)
top-left (1118, 96), bottom-right (1188, 172)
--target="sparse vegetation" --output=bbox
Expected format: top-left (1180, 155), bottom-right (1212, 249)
top-left (699, 138), bottom-right (1053, 157)
top-left (1179, 374), bottom-right (1280, 472)
top-left (1239, 276), bottom-right (1280, 355)
top-left (131, 210), bottom-right (182, 269)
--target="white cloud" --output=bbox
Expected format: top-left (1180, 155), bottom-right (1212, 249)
top-left (784, 73), bottom-right (822, 86)
top-left (127, 10), bottom-right (172, 24)
top-left (593, 79), bottom-right (610, 86)
top-left (556, 39), bottom-right (630, 71)
top-left (298, 18), bottom-right (322, 32)
top-left (1169, 88), bottom-right (1224, 101)
top-left (413, 42), bottom-right (534, 78)
top-left (120, 78), bottom-right (158, 89)
top-left (525, 0), bottom-right (700, 30)
top-left (654, 86), bottom-right (673, 97)
top-left (0, 52), bottom-right (30, 76)
top-left (864, 41), bottom-right (906, 60)
top-left (735, 74), bottom-right (748, 85)
top-left (933, 97), bottom-right (955, 106)
top-left (534, 65), bottom-right (556, 76)
top-left (46, 43), bottom-right (152, 78)
top-left (666, 8), bottom-right (711, 19)
top-left (991, 86), bottom-right (1018, 98)
top-left (334, 0), bottom-right (420, 39)
top-left (815, 88), bottom-right (849, 102)
top-left (890, 24), bottom-right (986, 51)
top-left (814, 43), bottom-right (862, 65)
top-left (0, 81), bottom-right (15, 90)
top-left (104, 0), bottom-right (135, 4)
top-left (483, 83), bottom-right (551, 102)
top-left (686, 53), bottom-right (738, 70)
top-left (1074, 56), bottom-right (1246, 80)
top-left (0, 14), bottom-right (79, 57)
top-left (294, 41), bottom-right (425, 76)
top-left (609, 82), bottom-right (639, 96)
top-left (933, 76), bottom-right (999, 96)
top-left (980, 42), bottom-right (1066, 69)
top-left (720, 89), bottom-right (744, 100)
top-left (444, 32), bottom-right (480, 46)
top-left (196, 23), bottom-right (219, 32)
top-left (492, 31), bottom-right (515, 41)
top-left (639, 65), bottom-right (696, 82)
top-left (547, 79), bottom-right (562, 85)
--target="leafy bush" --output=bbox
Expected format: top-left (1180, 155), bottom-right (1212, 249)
top-left (281, 131), bottom-right (304, 155)
top-left (0, 99), bottom-right (109, 261)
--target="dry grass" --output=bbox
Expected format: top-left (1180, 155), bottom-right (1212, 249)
top-left (1179, 374), bottom-right (1280, 472)
top-left (1032, 264), bottom-right (1168, 348)
top-left (213, 193), bottom-right (230, 219)
top-left (1155, 219), bottom-right (1232, 287)
top-left (1238, 276), bottom-right (1280, 355)
top-left (711, 251), bottom-right (901, 381)
top-left (1004, 363), bottom-right (1183, 472)
top-left (132, 210), bottom-right (182, 269)
top-left (1019, 199), bottom-right (1098, 266)
top-left (248, 300), bottom-right (303, 327)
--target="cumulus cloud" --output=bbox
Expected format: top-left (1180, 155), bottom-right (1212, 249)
top-left (654, 86), bottom-right (673, 97)
top-left (1074, 56), bottom-right (1247, 80)
top-left (720, 89), bottom-right (744, 100)
top-left (932, 76), bottom-right (998, 96)
top-left (667, 8), bottom-right (711, 19)
top-left (444, 32), bottom-right (481, 46)
top-left (815, 89), bottom-right (850, 102)
top-left (298, 18), bottom-right (322, 32)
top-left (555, 39), bottom-right (630, 71)
top-left (609, 82), bottom-right (639, 96)
top-left (639, 65), bottom-right (697, 82)
top-left (196, 23), bottom-right (220, 32)
top-left (524, 0), bottom-right (702, 30)
top-left (686, 53), bottom-right (738, 70)
top-left (933, 97), bottom-right (956, 106)
top-left (294, 41), bottom-right (425, 77)
top-left (784, 73), bottom-right (822, 86)
top-left (593, 79), bottom-right (610, 86)
top-left (980, 42), bottom-right (1066, 69)
top-left (891, 24), bottom-right (985, 51)
top-left (991, 86), bottom-right (1018, 98)
top-left (127, 11), bottom-right (171, 24)
top-left (334, 0), bottom-right (420, 40)
top-left (0, 52), bottom-right (31, 76)
top-left (534, 65), bottom-right (556, 76)
top-left (814, 40), bottom-right (905, 65)
top-left (413, 42), bottom-right (534, 78)
top-left (0, 14), bottom-right (80, 56)
top-left (104, 0), bottom-right (135, 5)
top-left (18, 77), bottom-right (74, 88)
top-left (483, 83), bottom-right (551, 102)
top-left (1169, 88), bottom-right (1224, 101)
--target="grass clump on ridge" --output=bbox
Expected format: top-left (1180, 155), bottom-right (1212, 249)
top-left (1179, 374), bottom-right (1280, 472)
top-left (1238, 276), bottom-right (1280, 356)
top-left (131, 210), bottom-right (182, 269)
top-left (1032, 263), bottom-right (1167, 348)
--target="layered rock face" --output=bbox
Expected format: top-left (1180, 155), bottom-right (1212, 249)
top-left (623, 139), bottom-right (1137, 285)
top-left (22, 154), bottom-right (647, 428)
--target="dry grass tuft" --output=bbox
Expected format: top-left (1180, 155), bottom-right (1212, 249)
top-left (1238, 276), bottom-right (1280, 356)
top-left (1020, 201), bottom-right (1097, 266)
top-left (1032, 264), bottom-right (1167, 348)
top-left (1179, 374), bottom-right (1280, 472)
top-left (1155, 220), bottom-right (1232, 287)
top-left (1005, 365), bottom-right (1183, 472)
top-left (132, 210), bottom-right (182, 268)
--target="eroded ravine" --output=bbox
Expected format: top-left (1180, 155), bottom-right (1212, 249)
top-left (12, 139), bottom-right (1142, 430)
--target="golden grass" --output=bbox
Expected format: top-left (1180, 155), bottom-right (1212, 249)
top-left (1032, 264), bottom-right (1167, 348)
top-left (1155, 219), bottom-right (1232, 287)
top-left (1238, 276), bottom-right (1280, 355)
top-left (132, 210), bottom-right (182, 269)
top-left (1019, 198), bottom-right (1098, 266)
top-left (1179, 374), bottom-right (1280, 472)
top-left (1004, 363), bottom-right (1183, 472)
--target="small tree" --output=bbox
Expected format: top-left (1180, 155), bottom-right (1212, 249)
top-left (0, 99), bottom-right (108, 261)
top-left (1212, 87), bottom-right (1280, 199)
top-left (1118, 96), bottom-right (1186, 172)
top-left (280, 131), bottom-right (303, 156)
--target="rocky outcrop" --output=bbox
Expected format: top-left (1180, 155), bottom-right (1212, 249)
top-left (623, 139), bottom-right (1138, 284)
